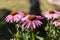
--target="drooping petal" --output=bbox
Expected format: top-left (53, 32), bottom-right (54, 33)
top-left (35, 16), bottom-right (44, 19)
top-left (36, 20), bottom-right (42, 25)
top-left (33, 20), bottom-right (39, 27)
top-left (30, 22), bottom-right (33, 30)
top-left (5, 15), bottom-right (13, 22)
top-left (32, 22), bottom-right (36, 29)
top-left (27, 21), bottom-right (31, 28)
top-left (53, 14), bottom-right (59, 19)
top-left (22, 20), bottom-right (28, 27)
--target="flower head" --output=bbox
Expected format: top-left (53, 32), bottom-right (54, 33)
top-left (21, 14), bottom-right (43, 30)
top-left (43, 10), bottom-right (60, 20)
top-left (5, 10), bottom-right (25, 23)
top-left (13, 12), bottom-right (25, 23)
top-left (53, 20), bottom-right (60, 26)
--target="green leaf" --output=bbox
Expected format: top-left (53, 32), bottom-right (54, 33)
top-left (15, 32), bottom-right (21, 40)
top-left (45, 25), bottom-right (49, 31)
top-left (8, 28), bottom-right (15, 38)
top-left (36, 36), bottom-right (44, 40)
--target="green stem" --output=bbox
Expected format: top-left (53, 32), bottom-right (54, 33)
top-left (49, 24), bottom-right (51, 40)
top-left (31, 31), bottom-right (35, 40)
top-left (48, 20), bottom-right (53, 40)
top-left (16, 24), bottom-right (19, 33)
top-left (15, 24), bottom-right (20, 40)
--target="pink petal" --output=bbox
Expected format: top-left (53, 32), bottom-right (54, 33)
top-left (35, 16), bottom-right (44, 19)
top-left (32, 22), bottom-right (36, 29)
top-left (27, 21), bottom-right (31, 28)
top-left (22, 21), bottom-right (28, 27)
top-left (30, 22), bottom-right (33, 30)
top-left (21, 15), bottom-right (29, 22)
top-left (33, 20), bottom-right (39, 27)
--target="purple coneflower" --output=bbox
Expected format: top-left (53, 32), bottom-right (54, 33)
top-left (43, 10), bottom-right (60, 20)
top-left (5, 10), bottom-right (25, 23)
top-left (53, 20), bottom-right (60, 26)
top-left (21, 14), bottom-right (43, 30)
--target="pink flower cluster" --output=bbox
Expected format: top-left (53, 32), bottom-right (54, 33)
top-left (5, 10), bottom-right (60, 29)
top-left (43, 10), bottom-right (60, 27)
top-left (5, 10), bottom-right (43, 30)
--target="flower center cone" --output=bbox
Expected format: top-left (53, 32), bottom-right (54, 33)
top-left (28, 15), bottom-right (35, 21)
top-left (49, 10), bottom-right (55, 14)
top-left (57, 20), bottom-right (60, 22)
top-left (10, 10), bottom-right (17, 15)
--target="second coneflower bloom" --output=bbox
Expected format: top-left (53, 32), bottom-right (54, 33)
top-left (53, 20), bottom-right (60, 26)
top-left (21, 14), bottom-right (43, 30)
top-left (43, 10), bottom-right (60, 20)
top-left (5, 10), bottom-right (25, 23)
